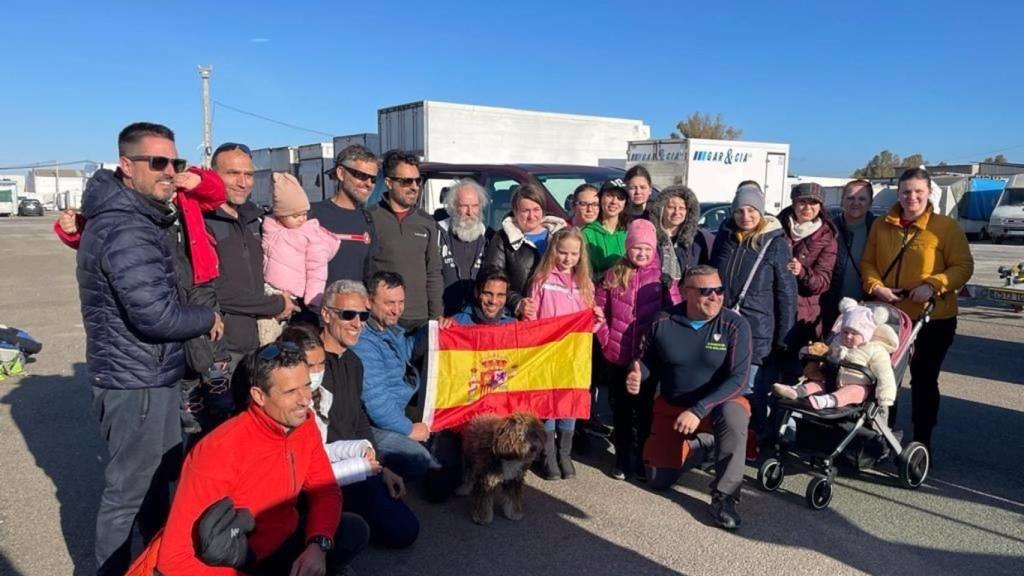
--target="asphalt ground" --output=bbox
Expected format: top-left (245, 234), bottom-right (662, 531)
top-left (1, 216), bottom-right (1022, 576)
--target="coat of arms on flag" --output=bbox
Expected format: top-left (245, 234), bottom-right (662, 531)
top-left (424, 310), bottom-right (594, 431)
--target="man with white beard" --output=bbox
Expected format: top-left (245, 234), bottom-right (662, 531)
top-left (437, 179), bottom-right (494, 316)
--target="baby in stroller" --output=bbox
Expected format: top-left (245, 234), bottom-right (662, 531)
top-left (772, 298), bottom-right (898, 412)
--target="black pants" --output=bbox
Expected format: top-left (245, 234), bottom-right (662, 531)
top-left (343, 475), bottom-right (420, 548)
top-left (608, 363), bottom-right (655, 469)
top-left (909, 317), bottom-right (957, 444)
top-left (250, 512), bottom-right (369, 575)
top-left (92, 385), bottom-right (183, 576)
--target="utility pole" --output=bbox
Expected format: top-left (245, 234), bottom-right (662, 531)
top-left (198, 65), bottom-right (213, 168)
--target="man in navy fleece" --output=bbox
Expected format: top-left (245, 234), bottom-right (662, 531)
top-left (628, 265), bottom-right (752, 530)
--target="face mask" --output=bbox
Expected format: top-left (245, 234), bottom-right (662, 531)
top-left (309, 370), bottom-right (325, 392)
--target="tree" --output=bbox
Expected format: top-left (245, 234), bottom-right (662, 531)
top-left (851, 150), bottom-right (929, 178)
top-left (670, 112), bottom-right (742, 140)
top-left (983, 154), bottom-right (1008, 164)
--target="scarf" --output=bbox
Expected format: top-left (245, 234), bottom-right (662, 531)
top-left (788, 215), bottom-right (822, 243)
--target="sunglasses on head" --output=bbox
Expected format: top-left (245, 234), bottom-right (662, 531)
top-left (327, 307), bottom-right (370, 322)
top-left (214, 142), bottom-right (252, 157)
top-left (127, 155), bottom-right (187, 173)
top-left (340, 164), bottom-right (377, 184)
top-left (257, 340), bottom-right (302, 360)
top-left (387, 175), bottom-right (422, 187)
top-left (688, 286), bottom-right (725, 297)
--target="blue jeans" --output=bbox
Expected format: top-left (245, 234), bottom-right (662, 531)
top-left (545, 418), bottom-right (576, 432)
top-left (342, 474), bottom-right (419, 548)
top-left (371, 426), bottom-right (439, 480)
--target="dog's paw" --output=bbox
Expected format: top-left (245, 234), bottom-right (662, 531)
top-left (501, 501), bottom-right (524, 521)
top-left (472, 508), bottom-right (494, 524)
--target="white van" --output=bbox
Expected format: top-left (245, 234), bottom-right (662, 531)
top-left (989, 173), bottom-right (1024, 243)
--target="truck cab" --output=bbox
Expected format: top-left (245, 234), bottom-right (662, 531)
top-left (989, 175), bottom-right (1024, 244)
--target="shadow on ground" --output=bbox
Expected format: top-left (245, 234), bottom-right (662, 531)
top-left (1, 363), bottom-right (104, 576)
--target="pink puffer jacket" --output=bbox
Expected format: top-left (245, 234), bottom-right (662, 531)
top-left (595, 257), bottom-right (681, 366)
top-left (262, 216), bottom-right (341, 307)
top-left (530, 269), bottom-right (588, 320)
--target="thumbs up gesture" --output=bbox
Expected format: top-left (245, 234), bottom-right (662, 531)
top-left (626, 360), bottom-right (641, 395)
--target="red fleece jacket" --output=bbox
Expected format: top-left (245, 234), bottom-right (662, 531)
top-left (53, 167), bottom-right (225, 284)
top-left (156, 404), bottom-right (342, 575)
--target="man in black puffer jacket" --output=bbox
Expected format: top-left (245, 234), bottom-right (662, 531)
top-left (77, 122), bottom-right (220, 576)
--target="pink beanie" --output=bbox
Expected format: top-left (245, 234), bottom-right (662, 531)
top-left (272, 172), bottom-right (309, 217)
top-left (841, 304), bottom-right (878, 342)
top-left (626, 219), bottom-right (657, 251)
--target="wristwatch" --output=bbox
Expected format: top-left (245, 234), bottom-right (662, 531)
top-left (308, 535), bottom-right (334, 552)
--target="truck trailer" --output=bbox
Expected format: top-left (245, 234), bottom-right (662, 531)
top-left (627, 138), bottom-right (791, 214)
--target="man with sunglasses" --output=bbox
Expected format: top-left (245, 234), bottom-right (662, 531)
top-left (77, 122), bottom-right (222, 575)
top-left (157, 340), bottom-right (369, 575)
top-left (367, 150), bottom-right (443, 330)
top-left (629, 265), bottom-right (752, 530)
top-left (312, 144), bottom-right (379, 286)
top-left (205, 143), bottom-right (296, 380)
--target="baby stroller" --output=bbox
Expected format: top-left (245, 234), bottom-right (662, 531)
top-left (755, 301), bottom-right (934, 510)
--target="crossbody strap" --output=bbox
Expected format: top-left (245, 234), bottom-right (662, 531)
top-left (732, 237), bottom-right (774, 312)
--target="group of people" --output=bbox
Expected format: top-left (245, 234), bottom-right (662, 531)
top-left (68, 121), bottom-right (974, 575)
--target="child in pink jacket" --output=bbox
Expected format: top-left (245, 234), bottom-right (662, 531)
top-left (526, 227), bottom-right (604, 481)
top-left (595, 218), bottom-right (681, 480)
top-left (259, 172), bottom-right (341, 343)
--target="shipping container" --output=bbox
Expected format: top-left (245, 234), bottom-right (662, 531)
top-left (298, 158), bottom-right (329, 203)
top-left (333, 133), bottom-right (380, 156)
top-left (627, 138), bottom-right (791, 214)
top-left (269, 146), bottom-right (299, 173)
top-left (252, 170), bottom-right (273, 210)
top-left (252, 148), bottom-right (272, 171)
top-left (298, 142), bottom-right (334, 161)
top-left (377, 100), bottom-right (650, 166)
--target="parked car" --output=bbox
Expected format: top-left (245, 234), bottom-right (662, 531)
top-left (17, 198), bottom-right (44, 217)
top-left (698, 202), bottom-right (732, 232)
top-left (368, 163), bottom-right (627, 231)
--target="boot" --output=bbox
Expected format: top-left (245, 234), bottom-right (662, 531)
top-left (538, 430), bottom-right (560, 481)
top-left (556, 430), bottom-right (576, 479)
top-left (709, 491), bottom-right (742, 530)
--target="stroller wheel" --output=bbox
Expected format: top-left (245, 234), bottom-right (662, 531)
top-left (757, 458), bottom-right (785, 492)
top-left (805, 476), bottom-right (833, 510)
top-left (897, 442), bottom-right (930, 489)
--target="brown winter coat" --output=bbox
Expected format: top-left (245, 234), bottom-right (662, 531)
top-left (779, 207), bottom-right (839, 344)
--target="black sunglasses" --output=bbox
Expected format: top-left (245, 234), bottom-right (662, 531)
top-left (341, 164), bottom-right (377, 184)
top-left (688, 286), bottom-right (725, 297)
top-left (387, 175), bottom-right (422, 187)
top-left (214, 142), bottom-right (252, 157)
top-left (258, 340), bottom-right (302, 360)
top-left (127, 155), bottom-right (187, 173)
top-left (327, 307), bottom-right (370, 322)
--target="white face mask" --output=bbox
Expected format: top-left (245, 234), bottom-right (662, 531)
top-left (309, 370), bottom-right (325, 392)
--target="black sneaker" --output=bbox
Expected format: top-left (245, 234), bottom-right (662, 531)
top-left (609, 463), bottom-right (627, 480)
top-left (709, 492), bottom-right (742, 530)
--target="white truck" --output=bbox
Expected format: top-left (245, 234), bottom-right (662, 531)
top-left (626, 138), bottom-right (791, 214)
top-left (377, 100), bottom-right (650, 165)
top-left (989, 173), bottom-right (1024, 244)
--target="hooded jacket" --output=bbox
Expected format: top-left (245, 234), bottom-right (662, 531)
top-left (648, 187), bottom-right (712, 284)
top-left (481, 215), bottom-right (567, 315)
top-left (711, 215), bottom-right (797, 365)
top-left (77, 170), bottom-right (214, 390)
top-left (437, 218), bottom-right (492, 316)
top-left (581, 220), bottom-right (626, 278)
top-left (822, 211), bottom-right (876, 329)
top-left (529, 268), bottom-right (589, 320)
top-left (595, 254), bottom-right (682, 366)
top-left (778, 206), bottom-right (839, 340)
top-left (861, 204), bottom-right (974, 321)
top-left (261, 216), bottom-right (341, 307)
top-left (156, 404), bottom-right (342, 575)
top-left (367, 196), bottom-right (444, 326)
top-left (206, 202), bottom-right (285, 354)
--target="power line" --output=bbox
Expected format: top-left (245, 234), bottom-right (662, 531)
top-left (213, 100), bottom-right (334, 138)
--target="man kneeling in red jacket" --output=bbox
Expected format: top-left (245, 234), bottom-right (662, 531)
top-left (156, 341), bottom-right (369, 575)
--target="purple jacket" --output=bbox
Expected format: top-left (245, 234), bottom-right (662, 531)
top-left (596, 258), bottom-right (681, 366)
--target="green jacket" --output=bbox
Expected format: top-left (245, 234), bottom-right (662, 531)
top-left (582, 220), bottom-right (626, 277)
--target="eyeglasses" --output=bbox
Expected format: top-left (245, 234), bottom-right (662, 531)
top-left (387, 175), bottom-right (422, 187)
top-left (341, 164), bottom-right (377, 184)
top-left (213, 142), bottom-right (252, 157)
top-left (688, 286), bottom-right (725, 297)
top-left (326, 307), bottom-right (370, 322)
top-left (127, 155), bottom-right (187, 173)
top-left (576, 201), bottom-right (599, 209)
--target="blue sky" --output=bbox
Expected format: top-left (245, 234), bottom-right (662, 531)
top-left (1, 0), bottom-right (1021, 176)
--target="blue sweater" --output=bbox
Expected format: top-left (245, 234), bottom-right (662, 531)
top-left (350, 320), bottom-right (422, 435)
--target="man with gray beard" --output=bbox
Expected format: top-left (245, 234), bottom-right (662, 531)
top-left (437, 178), bottom-right (494, 316)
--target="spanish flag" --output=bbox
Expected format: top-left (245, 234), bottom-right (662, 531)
top-left (424, 310), bottom-right (593, 431)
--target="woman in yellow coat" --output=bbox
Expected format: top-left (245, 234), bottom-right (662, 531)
top-left (861, 168), bottom-right (974, 451)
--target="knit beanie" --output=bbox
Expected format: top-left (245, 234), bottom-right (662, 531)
top-left (626, 218), bottom-right (657, 250)
top-left (732, 183), bottom-right (765, 214)
top-left (838, 297), bottom-right (880, 342)
top-left (272, 172), bottom-right (309, 217)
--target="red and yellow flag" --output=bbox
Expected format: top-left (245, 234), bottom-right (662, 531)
top-left (424, 310), bottom-right (593, 431)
